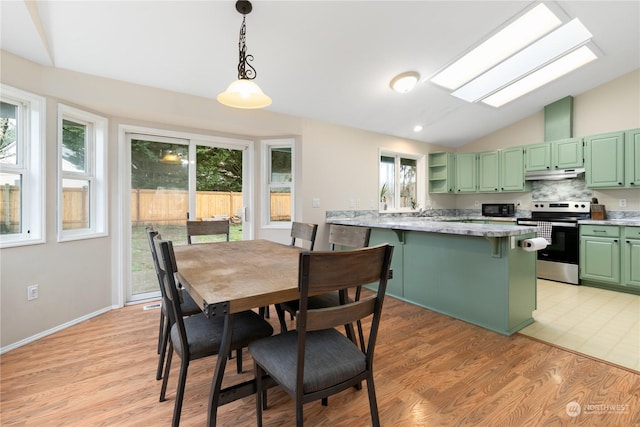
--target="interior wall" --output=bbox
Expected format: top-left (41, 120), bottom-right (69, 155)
top-left (456, 69), bottom-right (640, 211)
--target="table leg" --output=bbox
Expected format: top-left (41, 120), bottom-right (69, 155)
top-left (207, 312), bottom-right (234, 427)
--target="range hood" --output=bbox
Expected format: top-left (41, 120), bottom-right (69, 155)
top-left (525, 168), bottom-right (585, 181)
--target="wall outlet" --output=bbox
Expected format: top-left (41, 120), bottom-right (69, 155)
top-left (27, 284), bottom-right (39, 301)
top-left (474, 200), bottom-right (480, 208)
top-left (619, 199), bottom-right (627, 207)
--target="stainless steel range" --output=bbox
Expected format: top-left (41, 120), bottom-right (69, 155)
top-left (517, 201), bottom-right (591, 285)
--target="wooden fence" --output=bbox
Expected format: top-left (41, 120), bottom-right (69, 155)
top-left (0, 186), bottom-right (292, 229)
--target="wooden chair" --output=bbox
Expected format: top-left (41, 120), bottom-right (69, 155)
top-left (154, 236), bottom-right (274, 427)
top-left (146, 227), bottom-right (201, 381)
top-left (290, 222), bottom-right (318, 250)
top-left (276, 224), bottom-right (371, 347)
top-left (248, 244), bottom-right (394, 427)
top-left (186, 219), bottom-right (229, 244)
top-left (265, 222), bottom-right (318, 319)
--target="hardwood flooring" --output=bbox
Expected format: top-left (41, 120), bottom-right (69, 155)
top-left (2, 292), bottom-right (639, 426)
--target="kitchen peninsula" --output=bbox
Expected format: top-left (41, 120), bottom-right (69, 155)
top-left (327, 214), bottom-right (539, 336)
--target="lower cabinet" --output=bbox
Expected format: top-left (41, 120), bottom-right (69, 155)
top-left (580, 224), bottom-right (639, 293)
top-left (623, 227), bottom-right (640, 288)
top-left (367, 228), bottom-right (404, 298)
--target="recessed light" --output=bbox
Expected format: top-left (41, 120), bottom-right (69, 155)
top-left (413, 125), bottom-right (423, 132)
top-left (390, 71), bottom-right (420, 93)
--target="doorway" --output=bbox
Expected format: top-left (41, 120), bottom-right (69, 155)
top-left (124, 130), bottom-right (252, 302)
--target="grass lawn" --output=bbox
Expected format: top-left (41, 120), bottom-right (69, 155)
top-left (131, 223), bottom-right (243, 296)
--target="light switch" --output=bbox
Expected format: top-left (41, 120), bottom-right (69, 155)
top-left (312, 198), bottom-right (320, 208)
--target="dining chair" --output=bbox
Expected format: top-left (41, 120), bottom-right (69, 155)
top-left (276, 224), bottom-right (371, 349)
top-left (154, 236), bottom-right (274, 427)
top-left (146, 227), bottom-right (202, 381)
top-left (248, 244), bottom-right (394, 427)
top-left (186, 219), bottom-right (230, 244)
top-left (265, 222), bottom-right (318, 319)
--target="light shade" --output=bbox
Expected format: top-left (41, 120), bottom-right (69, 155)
top-left (160, 152), bottom-right (182, 164)
top-left (217, 79), bottom-right (272, 109)
top-left (390, 71), bottom-right (420, 93)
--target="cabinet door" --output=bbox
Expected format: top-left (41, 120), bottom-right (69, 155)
top-left (585, 131), bottom-right (625, 188)
top-left (625, 128), bottom-right (640, 187)
top-left (553, 137), bottom-right (583, 169)
top-left (524, 143), bottom-right (551, 172)
top-left (455, 152), bottom-right (477, 193)
top-left (580, 236), bottom-right (621, 284)
top-left (624, 227), bottom-right (640, 288)
top-left (500, 147), bottom-right (526, 191)
top-left (478, 151), bottom-right (499, 192)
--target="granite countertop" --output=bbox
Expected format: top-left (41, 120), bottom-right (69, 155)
top-left (579, 218), bottom-right (640, 226)
top-left (327, 216), bottom-right (536, 237)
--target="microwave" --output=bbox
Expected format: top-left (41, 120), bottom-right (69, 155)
top-left (482, 203), bottom-right (515, 217)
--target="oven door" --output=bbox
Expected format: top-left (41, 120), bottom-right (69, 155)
top-left (537, 222), bottom-right (579, 264)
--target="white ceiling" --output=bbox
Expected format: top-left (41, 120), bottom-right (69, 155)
top-left (2, 1), bottom-right (639, 147)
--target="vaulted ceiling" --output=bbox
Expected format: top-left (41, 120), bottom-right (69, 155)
top-left (2, 1), bottom-right (638, 147)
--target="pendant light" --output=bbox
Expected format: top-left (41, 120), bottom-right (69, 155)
top-left (217, 1), bottom-right (272, 109)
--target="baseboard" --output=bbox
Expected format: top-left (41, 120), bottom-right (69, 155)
top-left (0, 305), bottom-right (119, 355)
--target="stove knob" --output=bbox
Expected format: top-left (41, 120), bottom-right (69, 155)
top-left (581, 204), bottom-right (585, 208)
top-left (575, 204), bottom-right (579, 208)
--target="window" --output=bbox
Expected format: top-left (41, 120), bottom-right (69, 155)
top-left (0, 85), bottom-right (45, 248)
top-left (379, 151), bottom-right (424, 211)
top-left (58, 104), bottom-right (108, 241)
top-left (262, 138), bottom-right (293, 226)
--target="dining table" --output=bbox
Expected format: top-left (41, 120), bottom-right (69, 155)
top-left (173, 239), bottom-right (303, 426)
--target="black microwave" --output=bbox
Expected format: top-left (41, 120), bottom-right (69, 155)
top-left (482, 203), bottom-right (515, 217)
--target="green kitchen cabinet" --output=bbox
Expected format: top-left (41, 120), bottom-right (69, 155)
top-left (580, 225), bottom-right (621, 284)
top-left (625, 128), bottom-right (640, 187)
top-left (524, 138), bottom-right (583, 172)
top-left (367, 228), bottom-right (404, 298)
top-left (623, 227), bottom-right (640, 288)
top-left (584, 131), bottom-right (625, 188)
top-left (455, 152), bottom-right (477, 193)
top-left (500, 146), bottom-right (529, 191)
top-left (478, 151), bottom-right (499, 192)
top-left (428, 152), bottom-right (456, 194)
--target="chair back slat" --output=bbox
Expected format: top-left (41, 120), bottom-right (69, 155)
top-left (290, 222), bottom-right (318, 250)
top-left (303, 296), bottom-right (376, 332)
top-left (328, 224), bottom-right (371, 250)
top-left (187, 220), bottom-right (230, 244)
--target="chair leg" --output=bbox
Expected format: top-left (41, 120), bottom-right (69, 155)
top-left (275, 304), bottom-right (289, 333)
top-left (160, 341), bottom-right (173, 402)
top-left (156, 318), bottom-right (171, 380)
top-left (366, 376), bottom-right (381, 427)
top-left (255, 364), bottom-right (264, 427)
top-left (322, 397), bottom-right (328, 406)
top-left (171, 359), bottom-right (189, 427)
top-left (296, 398), bottom-right (304, 427)
top-left (236, 348), bottom-right (243, 374)
top-left (157, 309), bottom-right (165, 354)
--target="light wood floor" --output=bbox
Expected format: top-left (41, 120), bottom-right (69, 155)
top-left (2, 292), bottom-right (639, 426)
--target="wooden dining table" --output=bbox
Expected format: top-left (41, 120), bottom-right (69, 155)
top-left (173, 239), bottom-right (303, 427)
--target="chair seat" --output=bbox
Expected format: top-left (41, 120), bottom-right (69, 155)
top-left (249, 329), bottom-right (365, 394)
top-left (171, 310), bottom-right (274, 360)
top-left (280, 291), bottom-right (351, 314)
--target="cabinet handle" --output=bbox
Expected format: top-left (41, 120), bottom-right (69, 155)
top-left (614, 239), bottom-right (618, 243)
top-left (627, 240), bottom-right (631, 243)
top-left (546, 166), bottom-right (550, 169)
top-left (593, 230), bottom-right (607, 233)
top-left (618, 182), bottom-right (622, 185)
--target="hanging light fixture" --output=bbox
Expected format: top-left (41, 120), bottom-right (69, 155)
top-left (160, 150), bottom-right (183, 165)
top-left (217, 1), bottom-right (272, 109)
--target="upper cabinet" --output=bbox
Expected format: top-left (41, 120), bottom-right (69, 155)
top-left (524, 137), bottom-right (583, 172)
top-left (584, 131), bottom-right (625, 188)
top-left (455, 152), bottom-right (477, 193)
top-left (625, 128), bottom-right (640, 187)
top-left (501, 147), bottom-right (530, 192)
top-left (477, 151), bottom-right (499, 192)
top-left (428, 152), bottom-right (455, 194)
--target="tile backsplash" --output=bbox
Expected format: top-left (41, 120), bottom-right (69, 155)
top-left (531, 176), bottom-right (592, 201)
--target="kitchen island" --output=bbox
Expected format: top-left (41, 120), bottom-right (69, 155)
top-left (327, 216), bottom-right (539, 335)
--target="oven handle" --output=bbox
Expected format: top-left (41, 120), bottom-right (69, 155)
top-left (516, 220), bottom-right (579, 228)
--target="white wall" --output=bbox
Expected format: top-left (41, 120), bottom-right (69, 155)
top-left (1, 49), bottom-right (638, 351)
top-left (456, 69), bottom-right (640, 212)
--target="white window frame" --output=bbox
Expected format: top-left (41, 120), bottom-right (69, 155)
top-left (261, 138), bottom-right (294, 228)
top-left (0, 85), bottom-right (46, 248)
top-left (379, 149), bottom-right (425, 212)
top-left (57, 104), bottom-right (108, 241)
